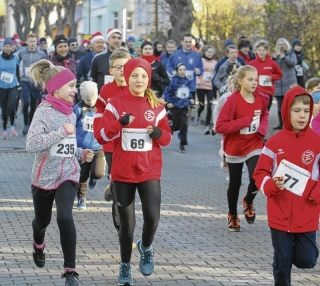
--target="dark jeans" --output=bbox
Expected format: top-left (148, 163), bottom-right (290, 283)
top-left (270, 228), bottom-right (318, 286)
top-left (227, 155), bottom-right (259, 215)
top-left (21, 81), bottom-right (41, 126)
top-left (78, 149), bottom-right (105, 197)
top-left (114, 180), bottom-right (161, 263)
top-left (196, 89), bottom-right (214, 126)
top-left (171, 107), bottom-right (188, 146)
top-left (0, 87), bottom-right (18, 130)
top-left (32, 181), bottom-right (79, 268)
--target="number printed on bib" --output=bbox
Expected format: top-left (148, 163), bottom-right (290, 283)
top-left (50, 134), bottom-right (77, 157)
top-left (259, 75), bottom-right (272, 86)
top-left (83, 116), bottom-right (94, 132)
top-left (0, 71), bottom-right (14, 83)
top-left (185, 70), bottom-right (194, 81)
top-left (203, 72), bottom-right (213, 81)
top-left (240, 114), bottom-right (260, 134)
top-left (122, 128), bottom-right (152, 152)
top-left (25, 67), bottom-right (30, 77)
top-left (176, 87), bottom-right (189, 99)
top-left (273, 159), bottom-right (311, 196)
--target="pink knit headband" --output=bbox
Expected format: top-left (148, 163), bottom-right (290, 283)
top-left (46, 69), bottom-right (76, 94)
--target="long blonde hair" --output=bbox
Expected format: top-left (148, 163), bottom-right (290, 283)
top-left (233, 65), bottom-right (257, 91)
top-left (29, 59), bottom-right (65, 91)
top-left (145, 88), bottom-right (164, 108)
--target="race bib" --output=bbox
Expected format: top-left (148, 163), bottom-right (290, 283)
top-left (259, 75), bottom-right (272, 87)
top-left (240, 114), bottom-right (260, 134)
top-left (0, 71), bottom-right (14, 83)
top-left (122, 128), bottom-right (152, 152)
top-left (50, 134), bottom-right (77, 157)
top-left (25, 67), bottom-right (30, 77)
top-left (273, 159), bottom-right (310, 196)
top-left (203, 72), bottom-right (213, 81)
top-left (104, 75), bottom-right (114, 84)
top-left (83, 116), bottom-right (94, 132)
top-left (295, 65), bottom-right (303, 76)
top-left (185, 70), bottom-right (194, 80)
top-left (176, 87), bottom-right (189, 99)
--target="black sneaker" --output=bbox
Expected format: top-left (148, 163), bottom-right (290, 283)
top-left (61, 271), bottom-right (80, 286)
top-left (33, 243), bottom-right (45, 268)
top-left (88, 178), bottom-right (97, 190)
top-left (22, 125), bottom-right (29, 136)
top-left (179, 145), bottom-right (185, 153)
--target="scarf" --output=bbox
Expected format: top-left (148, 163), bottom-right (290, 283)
top-left (1, 52), bottom-right (14, 60)
top-left (141, 54), bottom-right (156, 64)
top-left (203, 55), bottom-right (214, 61)
top-left (46, 94), bottom-right (73, 115)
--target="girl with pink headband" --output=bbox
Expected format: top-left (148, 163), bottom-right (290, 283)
top-left (26, 59), bottom-right (94, 286)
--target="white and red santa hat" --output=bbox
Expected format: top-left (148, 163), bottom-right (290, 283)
top-left (90, 32), bottom-right (105, 44)
top-left (106, 28), bottom-right (122, 41)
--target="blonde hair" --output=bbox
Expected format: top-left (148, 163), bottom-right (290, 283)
top-left (200, 45), bottom-right (215, 57)
top-left (109, 47), bottom-right (131, 66)
top-left (29, 59), bottom-right (65, 91)
top-left (254, 39), bottom-right (270, 51)
top-left (291, 94), bottom-right (310, 107)
top-left (233, 65), bottom-right (257, 90)
top-left (27, 33), bottom-right (37, 39)
top-left (145, 88), bottom-right (164, 108)
top-left (306, 77), bottom-right (320, 92)
top-left (276, 38), bottom-right (291, 53)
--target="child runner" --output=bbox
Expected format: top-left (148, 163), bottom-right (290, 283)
top-left (164, 62), bottom-right (194, 153)
top-left (73, 81), bottom-right (105, 209)
top-left (249, 40), bottom-right (283, 111)
top-left (95, 58), bottom-right (172, 285)
top-left (26, 59), bottom-right (94, 285)
top-left (215, 65), bottom-right (269, 232)
top-left (306, 77), bottom-right (320, 93)
top-left (94, 47), bottom-right (131, 234)
top-left (310, 90), bottom-right (320, 131)
top-left (253, 85), bottom-right (320, 286)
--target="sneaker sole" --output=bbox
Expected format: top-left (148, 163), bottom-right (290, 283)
top-left (118, 282), bottom-right (133, 286)
top-left (228, 228), bottom-right (241, 232)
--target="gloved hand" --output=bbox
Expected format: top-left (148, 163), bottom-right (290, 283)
top-left (119, 114), bottom-right (132, 126)
top-left (148, 126), bottom-right (162, 139)
top-left (152, 73), bottom-right (160, 82)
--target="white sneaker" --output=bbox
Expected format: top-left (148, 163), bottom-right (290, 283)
top-left (203, 126), bottom-right (210, 135)
top-left (193, 116), bottom-right (200, 125)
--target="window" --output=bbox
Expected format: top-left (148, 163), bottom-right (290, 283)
top-left (127, 12), bottom-right (133, 30)
top-left (145, 3), bottom-right (151, 24)
top-left (113, 12), bottom-right (119, 28)
top-left (138, 0), bottom-right (143, 25)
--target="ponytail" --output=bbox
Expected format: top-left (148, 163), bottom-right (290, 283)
top-left (145, 88), bottom-right (164, 108)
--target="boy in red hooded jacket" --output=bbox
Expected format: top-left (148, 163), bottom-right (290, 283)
top-left (253, 85), bottom-right (320, 286)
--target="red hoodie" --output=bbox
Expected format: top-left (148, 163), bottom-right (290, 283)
top-left (249, 54), bottom-right (283, 96)
top-left (94, 81), bottom-right (129, 152)
top-left (253, 86), bottom-right (320, 233)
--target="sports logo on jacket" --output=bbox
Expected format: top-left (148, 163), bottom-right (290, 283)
top-left (144, 110), bottom-right (155, 122)
top-left (302, 150), bottom-right (314, 165)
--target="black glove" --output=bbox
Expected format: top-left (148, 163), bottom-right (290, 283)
top-left (119, 114), bottom-right (131, 126)
top-left (152, 73), bottom-right (160, 82)
top-left (149, 126), bottom-right (162, 139)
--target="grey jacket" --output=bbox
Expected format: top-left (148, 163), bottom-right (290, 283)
top-left (274, 51), bottom-right (297, 96)
top-left (213, 59), bottom-right (242, 89)
top-left (26, 102), bottom-right (84, 190)
top-left (19, 48), bottom-right (46, 82)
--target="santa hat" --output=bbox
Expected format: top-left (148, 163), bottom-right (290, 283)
top-left (0, 36), bottom-right (4, 42)
top-left (106, 28), bottom-right (122, 41)
top-left (13, 33), bottom-right (20, 39)
top-left (82, 39), bottom-right (88, 47)
top-left (90, 32), bottom-right (105, 44)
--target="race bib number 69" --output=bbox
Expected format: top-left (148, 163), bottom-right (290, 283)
top-left (122, 128), bottom-right (152, 152)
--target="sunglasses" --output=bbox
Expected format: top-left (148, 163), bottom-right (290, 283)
top-left (70, 43), bottom-right (78, 47)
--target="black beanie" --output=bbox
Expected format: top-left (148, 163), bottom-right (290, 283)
top-left (67, 37), bottom-right (77, 46)
top-left (53, 34), bottom-right (68, 49)
top-left (141, 41), bottom-right (153, 51)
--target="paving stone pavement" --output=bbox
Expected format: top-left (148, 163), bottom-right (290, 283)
top-left (0, 102), bottom-right (320, 285)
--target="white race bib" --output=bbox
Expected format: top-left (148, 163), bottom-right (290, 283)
top-left (176, 87), bottom-right (189, 99)
top-left (203, 72), bottom-right (213, 81)
top-left (273, 159), bottom-right (311, 196)
top-left (50, 135), bottom-right (77, 157)
top-left (240, 114), bottom-right (260, 134)
top-left (185, 70), bottom-right (194, 80)
top-left (259, 75), bottom-right (272, 86)
top-left (122, 128), bottom-right (152, 152)
top-left (0, 71), bottom-right (14, 83)
top-left (104, 75), bottom-right (114, 84)
top-left (295, 65), bottom-right (303, 76)
top-left (25, 67), bottom-right (30, 77)
top-left (83, 116), bottom-right (94, 132)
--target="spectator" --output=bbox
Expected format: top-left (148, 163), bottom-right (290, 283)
top-left (126, 36), bottom-right (135, 55)
top-left (68, 37), bottom-right (86, 63)
top-left (291, 39), bottom-right (309, 88)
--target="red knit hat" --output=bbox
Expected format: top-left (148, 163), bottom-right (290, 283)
top-left (90, 32), bottom-right (105, 44)
top-left (123, 58), bottom-right (151, 88)
top-left (106, 28), bottom-right (122, 41)
top-left (13, 33), bottom-right (20, 39)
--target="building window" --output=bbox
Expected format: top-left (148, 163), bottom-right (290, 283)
top-left (138, 0), bottom-right (143, 25)
top-left (113, 12), bottom-right (119, 28)
top-left (127, 12), bottom-right (133, 30)
top-left (145, 3), bottom-right (151, 24)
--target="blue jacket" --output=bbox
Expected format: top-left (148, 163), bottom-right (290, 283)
top-left (166, 49), bottom-right (204, 92)
top-left (76, 52), bottom-right (94, 82)
top-left (164, 75), bottom-right (192, 109)
top-left (160, 53), bottom-right (170, 67)
top-left (73, 101), bottom-right (102, 150)
top-left (0, 53), bottom-right (19, 89)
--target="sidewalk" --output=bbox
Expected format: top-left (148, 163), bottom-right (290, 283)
top-left (0, 102), bottom-right (319, 285)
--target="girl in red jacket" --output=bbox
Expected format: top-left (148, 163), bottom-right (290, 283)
top-left (216, 65), bottom-right (269, 232)
top-left (253, 86), bottom-right (320, 286)
top-left (96, 58), bottom-right (172, 285)
top-left (249, 40), bottom-right (283, 111)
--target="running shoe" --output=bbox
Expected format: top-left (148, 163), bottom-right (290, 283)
top-left (10, 126), bottom-right (17, 137)
top-left (1, 131), bottom-right (7, 140)
top-left (203, 126), bottom-right (210, 135)
top-left (118, 262), bottom-right (133, 286)
top-left (33, 242), bottom-right (45, 268)
top-left (88, 178), bottom-right (97, 190)
top-left (193, 116), bottom-right (200, 125)
top-left (103, 184), bottom-right (114, 201)
top-left (227, 214), bottom-right (240, 232)
top-left (22, 125), bottom-right (29, 136)
top-left (61, 270), bottom-right (79, 286)
top-left (137, 239), bottom-right (154, 276)
top-left (179, 145), bottom-right (186, 153)
top-left (77, 197), bottom-right (86, 210)
top-left (242, 196), bottom-right (256, 224)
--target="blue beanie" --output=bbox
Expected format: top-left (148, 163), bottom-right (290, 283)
top-left (4, 37), bottom-right (12, 46)
top-left (291, 39), bottom-right (301, 48)
top-left (224, 39), bottom-right (235, 49)
top-left (127, 36), bottom-right (136, 42)
top-left (311, 90), bottom-right (320, 102)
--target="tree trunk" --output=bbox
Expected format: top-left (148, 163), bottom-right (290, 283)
top-left (63, 0), bottom-right (78, 37)
top-left (164, 0), bottom-right (195, 44)
top-left (32, 6), bottom-right (42, 36)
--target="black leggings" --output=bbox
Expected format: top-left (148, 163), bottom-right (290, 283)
top-left (227, 155), bottom-right (259, 215)
top-left (0, 87), bottom-right (18, 130)
top-left (114, 180), bottom-right (161, 263)
top-left (32, 181), bottom-right (78, 268)
top-left (196, 89), bottom-right (214, 126)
